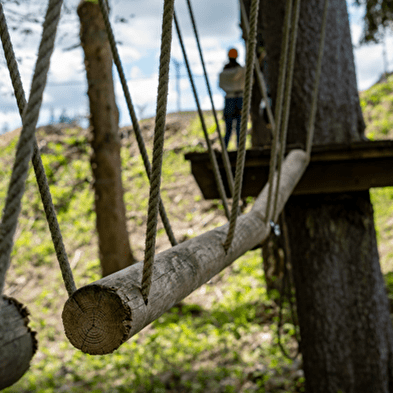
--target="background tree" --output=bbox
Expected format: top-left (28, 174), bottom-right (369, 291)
top-left (242, 0), bottom-right (393, 391)
top-left (77, 0), bottom-right (136, 276)
top-left (355, 0), bottom-right (393, 43)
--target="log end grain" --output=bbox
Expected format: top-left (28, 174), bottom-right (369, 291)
top-left (62, 285), bottom-right (132, 355)
top-left (0, 296), bottom-right (38, 390)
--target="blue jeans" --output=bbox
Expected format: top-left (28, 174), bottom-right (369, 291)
top-left (224, 97), bottom-right (243, 148)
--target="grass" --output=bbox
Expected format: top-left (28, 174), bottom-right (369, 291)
top-left (1, 75), bottom-right (393, 392)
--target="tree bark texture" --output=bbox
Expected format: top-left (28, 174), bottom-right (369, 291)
top-left (257, 0), bottom-right (393, 391)
top-left (0, 296), bottom-right (37, 390)
top-left (78, 1), bottom-right (135, 277)
top-left (62, 150), bottom-right (309, 355)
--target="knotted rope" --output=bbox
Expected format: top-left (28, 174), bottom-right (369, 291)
top-left (223, 0), bottom-right (260, 252)
top-left (97, 0), bottom-right (177, 247)
top-left (141, 0), bottom-right (175, 305)
top-left (0, 2), bottom-right (76, 297)
top-left (0, 0), bottom-right (64, 297)
top-left (173, 12), bottom-right (230, 219)
top-left (186, 0), bottom-right (234, 196)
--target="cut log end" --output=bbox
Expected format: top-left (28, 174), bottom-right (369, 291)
top-left (62, 285), bottom-right (132, 355)
top-left (0, 295), bottom-right (38, 390)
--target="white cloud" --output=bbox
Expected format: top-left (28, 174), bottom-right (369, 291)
top-left (1, 0), bottom-right (391, 133)
top-left (201, 93), bottom-right (224, 111)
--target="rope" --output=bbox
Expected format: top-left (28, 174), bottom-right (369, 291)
top-left (0, 0), bottom-right (63, 297)
top-left (173, 12), bottom-right (230, 220)
top-left (141, 0), bottom-right (175, 305)
top-left (264, 0), bottom-right (293, 224)
top-left (276, 212), bottom-right (300, 361)
top-left (239, 0), bottom-right (275, 131)
top-left (306, 0), bottom-right (329, 156)
top-left (0, 3), bottom-right (76, 297)
top-left (185, 0), bottom-right (234, 196)
top-left (97, 0), bottom-right (177, 248)
top-left (272, 0), bottom-right (301, 221)
top-left (223, 0), bottom-right (260, 252)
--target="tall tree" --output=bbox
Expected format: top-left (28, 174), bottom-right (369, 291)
top-left (78, 0), bottom-right (136, 276)
top-left (354, 0), bottom-right (393, 43)
top-left (243, 0), bottom-right (393, 390)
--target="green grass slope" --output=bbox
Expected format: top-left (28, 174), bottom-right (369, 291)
top-left (1, 80), bottom-right (393, 392)
top-left (361, 75), bottom-right (393, 272)
top-left (1, 113), bottom-right (301, 393)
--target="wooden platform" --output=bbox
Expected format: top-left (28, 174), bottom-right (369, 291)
top-left (184, 140), bottom-right (393, 199)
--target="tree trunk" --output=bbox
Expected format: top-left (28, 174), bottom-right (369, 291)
top-left (78, 1), bottom-right (135, 277)
top-left (257, 0), bottom-right (393, 391)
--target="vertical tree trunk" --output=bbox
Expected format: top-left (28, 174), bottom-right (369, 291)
top-left (78, 1), bottom-right (135, 277)
top-left (252, 0), bottom-right (393, 391)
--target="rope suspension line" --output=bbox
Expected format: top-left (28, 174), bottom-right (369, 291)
top-left (185, 0), bottom-right (234, 197)
top-left (306, 0), bottom-right (329, 156)
top-left (223, 0), bottom-right (260, 252)
top-left (97, 0), bottom-right (177, 248)
top-left (141, 0), bottom-right (176, 305)
top-left (272, 0), bottom-right (302, 221)
top-left (265, 0), bottom-right (293, 224)
top-left (239, 0), bottom-right (275, 131)
top-left (173, 11), bottom-right (231, 220)
top-left (0, 3), bottom-right (76, 297)
top-left (0, 0), bottom-right (64, 298)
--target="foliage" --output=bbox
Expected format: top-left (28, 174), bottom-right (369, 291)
top-left (360, 74), bottom-right (393, 140)
top-left (354, 0), bottom-right (393, 43)
top-left (361, 75), bottom-right (393, 272)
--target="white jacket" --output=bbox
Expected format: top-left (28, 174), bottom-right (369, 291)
top-left (219, 66), bottom-right (246, 97)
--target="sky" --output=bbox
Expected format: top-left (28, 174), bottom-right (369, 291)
top-left (0, 0), bottom-right (391, 134)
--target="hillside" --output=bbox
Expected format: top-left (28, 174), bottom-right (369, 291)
top-left (1, 75), bottom-right (393, 391)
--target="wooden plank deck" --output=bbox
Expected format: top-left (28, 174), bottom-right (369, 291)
top-left (184, 140), bottom-right (393, 199)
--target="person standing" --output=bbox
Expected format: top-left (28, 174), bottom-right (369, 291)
top-left (219, 48), bottom-right (246, 149)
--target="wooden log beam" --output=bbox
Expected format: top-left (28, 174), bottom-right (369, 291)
top-left (0, 295), bottom-right (37, 390)
top-left (62, 149), bottom-right (309, 355)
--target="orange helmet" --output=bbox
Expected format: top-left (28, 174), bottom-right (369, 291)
top-left (228, 48), bottom-right (238, 59)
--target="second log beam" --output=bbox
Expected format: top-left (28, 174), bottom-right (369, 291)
top-left (62, 149), bottom-right (309, 355)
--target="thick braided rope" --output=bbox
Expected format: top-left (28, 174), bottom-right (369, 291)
top-left (186, 0), bottom-right (234, 197)
top-left (0, 0), bottom-right (63, 297)
top-left (223, 0), bottom-right (260, 252)
top-left (173, 12), bottom-right (230, 220)
top-left (239, 0), bottom-right (275, 131)
top-left (306, 0), bottom-right (329, 156)
top-left (0, 3), bottom-right (76, 296)
top-left (265, 0), bottom-right (293, 224)
top-left (272, 0), bottom-right (301, 221)
top-left (141, 0), bottom-right (175, 305)
top-left (97, 0), bottom-right (177, 247)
